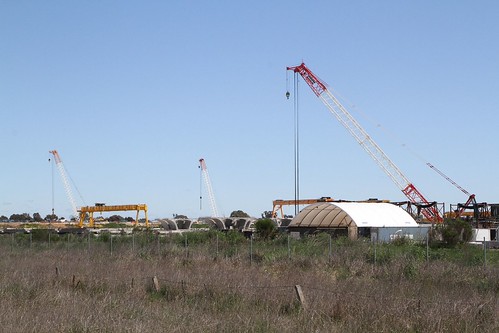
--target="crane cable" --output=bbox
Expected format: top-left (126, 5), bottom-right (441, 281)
top-left (49, 158), bottom-right (55, 216)
top-left (199, 163), bottom-right (203, 210)
top-left (293, 72), bottom-right (300, 216)
top-left (286, 71), bottom-right (301, 216)
top-left (62, 162), bottom-right (86, 207)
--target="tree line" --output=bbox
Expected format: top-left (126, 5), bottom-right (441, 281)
top-left (1, 209), bottom-right (255, 223)
top-left (0, 213), bottom-right (66, 223)
top-left (0, 213), bottom-right (136, 223)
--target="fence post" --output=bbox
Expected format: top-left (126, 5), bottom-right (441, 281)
top-left (426, 230), bottom-right (429, 263)
top-left (110, 233), bottom-right (113, 255)
top-left (250, 234), bottom-right (253, 265)
top-left (157, 233), bottom-right (160, 256)
top-left (132, 232), bottom-right (135, 252)
top-left (152, 276), bottom-right (160, 292)
top-left (294, 285), bottom-right (307, 310)
top-left (48, 231), bottom-right (51, 249)
top-left (288, 235), bottom-right (291, 260)
top-left (328, 234), bottom-right (332, 264)
top-left (216, 233), bottom-right (219, 259)
top-left (483, 237), bottom-right (487, 268)
top-left (30, 232), bottom-right (32, 250)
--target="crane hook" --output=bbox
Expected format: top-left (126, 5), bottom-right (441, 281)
top-left (286, 91), bottom-right (290, 100)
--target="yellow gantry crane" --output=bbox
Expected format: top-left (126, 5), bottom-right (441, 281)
top-left (78, 204), bottom-right (148, 228)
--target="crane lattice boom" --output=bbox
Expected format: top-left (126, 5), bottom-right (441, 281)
top-left (49, 150), bottom-right (79, 218)
top-left (199, 158), bottom-right (220, 217)
top-left (426, 162), bottom-right (476, 217)
top-left (287, 63), bottom-right (442, 222)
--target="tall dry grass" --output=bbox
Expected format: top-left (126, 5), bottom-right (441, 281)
top-left (0, 233), bottom-right (497, 332)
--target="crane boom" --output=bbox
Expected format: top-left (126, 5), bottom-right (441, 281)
top-left (287, 63), bottom-right (442, 222)
top-left (426, 162), bottom-right (476, 217)
top-left (49, 150), bottom-right (79, 219)
top-left (199, 158), bottom-right (220, 217)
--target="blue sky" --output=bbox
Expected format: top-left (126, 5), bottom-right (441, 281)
top-left (2, 1), bottom-right (498, 219)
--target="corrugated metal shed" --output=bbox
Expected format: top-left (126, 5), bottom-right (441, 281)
top-left (289, 202), bottom-right (418, 239)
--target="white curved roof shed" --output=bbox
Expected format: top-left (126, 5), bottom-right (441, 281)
top-left (289, 202), bottom-right (417, 239)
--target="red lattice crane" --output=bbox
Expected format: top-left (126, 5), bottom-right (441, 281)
top-left (287, 63), bottom-right (442, 222)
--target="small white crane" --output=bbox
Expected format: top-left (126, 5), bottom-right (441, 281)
top-left (49, 150), bottom-right (79, 219)
top-left (199, 158), bottom-right (220, 217)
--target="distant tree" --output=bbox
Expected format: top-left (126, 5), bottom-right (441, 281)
top-left (108, 215), bottom-right (123, 222)
top-left (432, 219), bottom-right (473, 247)
top-left (230, 210), bottom-right (249, 218)
top-left (33, 212), bottom-right (43, 222)
top-left (9, 213), bottom-right (32, 222)
top-left (125, 217), bottom-right (134, 222)
top-left (254, 218), bottom-right (277, 240)
top-left (0, 215), bottom-right (8, 222)
top-left (44, 214), bottom-right (58, 221)
top-left (173, 214), bottom-right (188, 219)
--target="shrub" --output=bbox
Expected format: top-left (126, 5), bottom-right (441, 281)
top-left (434, 219), bottom-right (473, 247)
top-left (254, 219), bottom-right (276, 240)
top-left (222, 230), bottom-right (246, 245)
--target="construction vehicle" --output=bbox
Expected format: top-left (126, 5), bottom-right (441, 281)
top-left (287, 63), bottom-right (443, 222)
top-left (199, 158), bottom-right (220, 217)
top-left (49, 150), bottom-right (79, 219)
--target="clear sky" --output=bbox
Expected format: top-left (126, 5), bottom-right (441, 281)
top-left (2, 1), bottom-right (498, 220)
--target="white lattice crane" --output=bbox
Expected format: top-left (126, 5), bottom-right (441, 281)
top-left (49, 150), bottom-right (79, 219)
top-left (287, 63), bottom-right (442, 222)
top-left (199, 158), bottom-right (220, 217)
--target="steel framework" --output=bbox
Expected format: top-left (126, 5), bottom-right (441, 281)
top-left (287, 63), bottom-right (442, 222)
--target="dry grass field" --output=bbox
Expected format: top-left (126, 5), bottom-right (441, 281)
top-left (0, 231), bottom-right (497, 332)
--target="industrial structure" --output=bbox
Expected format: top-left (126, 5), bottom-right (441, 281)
top-left (78, 204), bottom-right (148, 228)
top-left (272, 197), bottom-right (335, 219)
top-left (37, 63), bottom-right (496, 240)
top-left (287, 63), bottom-right (442, 222)
top-left (285, 62), bottom-right (497, 228)
top-left (199, 158), bottom-right (220, 217)
top-left (49, 150), bottom-right (79, 219)
top-left (288, 201), bottom-right (419, 240)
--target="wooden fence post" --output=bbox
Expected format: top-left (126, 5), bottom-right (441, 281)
top-left (152, 276), bottom-right (160, 292)
top-left (295, 285), bottom-right (307, 310)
